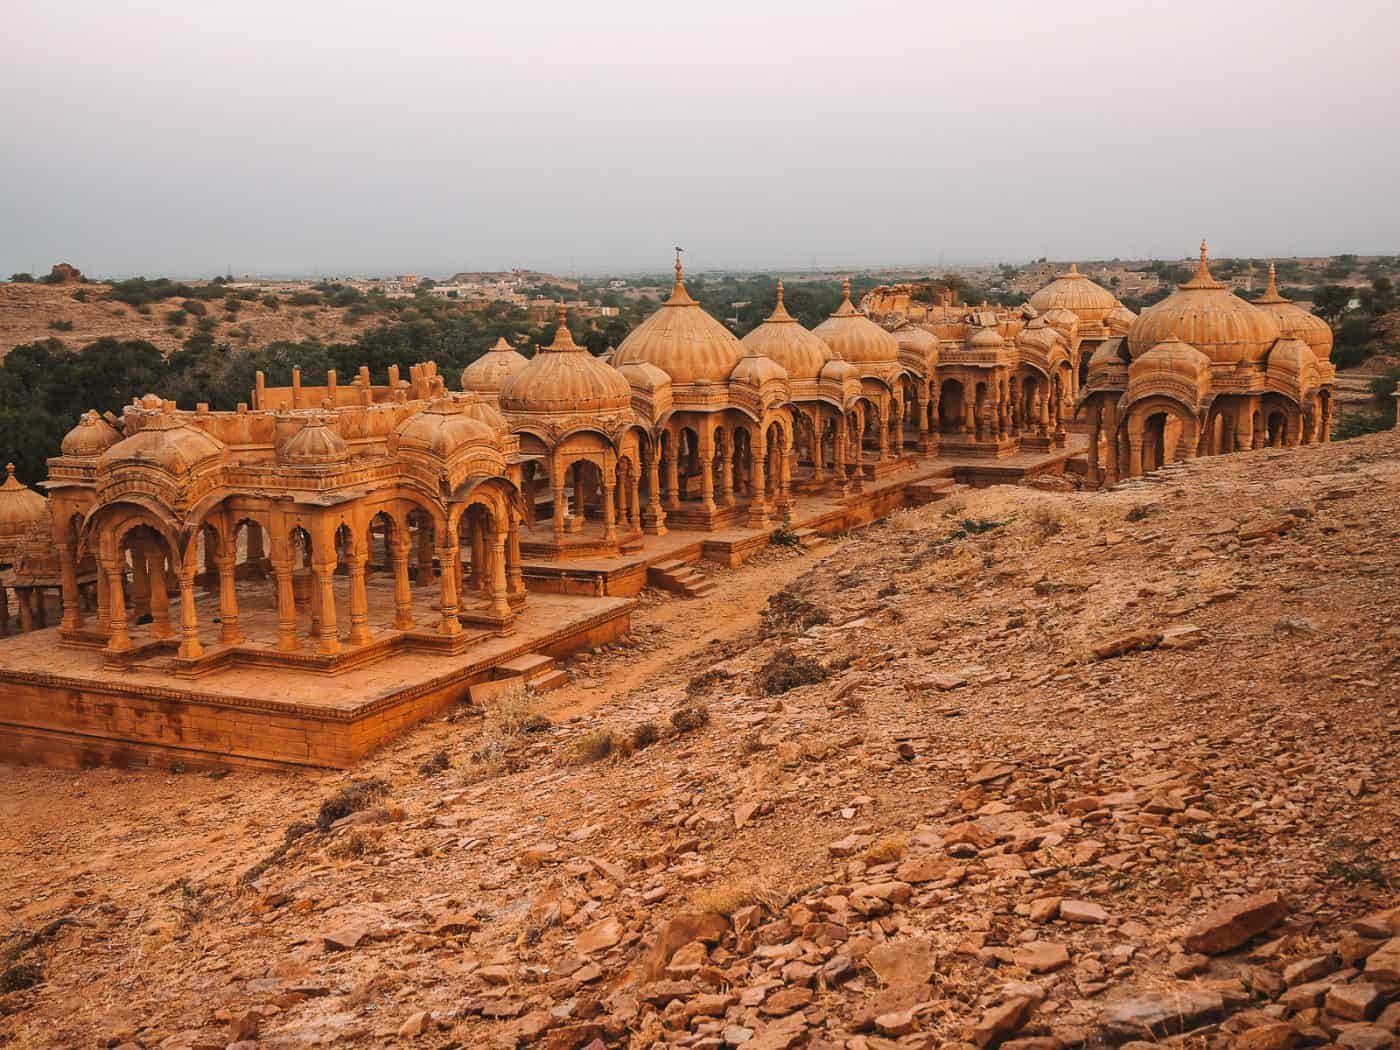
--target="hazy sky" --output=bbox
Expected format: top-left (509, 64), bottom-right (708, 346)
top-left (4, 0), bottom-right (1397, 278)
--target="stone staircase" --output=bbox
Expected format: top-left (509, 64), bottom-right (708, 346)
top-left (906, 477), bottom-right (960, 506)
top-left (647, 558), bottom-right (717, 598)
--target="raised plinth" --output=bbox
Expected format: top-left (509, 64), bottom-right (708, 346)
top-left (0, 592), bottom-right (632, 771)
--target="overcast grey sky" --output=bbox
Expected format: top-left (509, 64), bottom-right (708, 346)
top-left (4, 0), bottom-right (1397, 278)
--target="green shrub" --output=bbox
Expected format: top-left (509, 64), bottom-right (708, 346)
top-left (261, 294), bottom-right (281, 311)
top-left (48, 319), bottom-right (73, 331)
top-left (165, 309), bottom-right (188, 327)
top-left (8, 272), bottom-right (35, 283)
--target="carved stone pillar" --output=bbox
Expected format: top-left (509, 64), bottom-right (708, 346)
top-left (488, 535), bottom-right (510, 621)
top-left (58, 544), bottom-right (82, 631)
top-left (390, 539), bottom-right (414, 630)
top-left (436, 545), bottom-right (461, 636)
top-left (602, 477), bottom-right (618, 543)
top-left (217, 550), bottom-right (243, 646)
top-left (664, 441), bottom-right (681, 510)
top-left (748, 438), bottom-right (769, 527)
top-left (178, 569), bottom-right (202, 660)
top-left (148, 553), bottom-right (173, 640)
top-left (698, 433), bottom-right (716, 513)
top-left (346, 549), bottom-right (370, 646)
top-left (313, 560), bottom-right (339, 655)
top-left (643, 445), bottom-right (667, 535)
top-left (275, 557), bottom-right (298, 651)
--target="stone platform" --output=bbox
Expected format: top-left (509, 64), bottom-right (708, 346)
top-left (519, 439), bottom-right (1086, 597)
top-left (0, 591), bottom-right (632, 772)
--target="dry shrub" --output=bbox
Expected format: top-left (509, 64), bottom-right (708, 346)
top-left (863, 834), bottom-right (908, 864)
top-left (565, 730), bottom-right (615, 766)
top-left (686, 667), bottom-right (732, 697)
top-left (670, 702), bottom-right (710, 734)
top-left (762, 587), bottom-right (830, 636)
top-left (692, 877), bottom-right (789, 917)
top-left (418, 750), bottom-right (450, 776)
top-left (327, 827), bottom-right (386, 860)
top-left (755, 646), bottom-right (828, 696)
top-left (631, 721), bottom-right (661, 750)
top-left (1026, 500), bottom-right (1066, 540)
top-left (458, 690), bottom-right (548, 783)
top-left (316, 778), bottom-right (388, 831)
top-left (738, 731), bottom-right (766, 756)
top-left (0, 959), bottom-right (42, 993)
top-left (1125, 503), bottom-right (1152, 522)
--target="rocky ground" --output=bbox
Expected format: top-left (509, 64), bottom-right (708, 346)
top-left (0, 282), bottom-right (375, 357)
top-left (1, 431), bottom-right (1398, 1050)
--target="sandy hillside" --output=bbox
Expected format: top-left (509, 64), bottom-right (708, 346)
top-left (0, 281), bottom-right (379, 358)
top-left (0, 432), bottom-right (1397, 1049)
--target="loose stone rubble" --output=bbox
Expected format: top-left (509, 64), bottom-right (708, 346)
top-left (0, 430), bottom-right (1397, 1049)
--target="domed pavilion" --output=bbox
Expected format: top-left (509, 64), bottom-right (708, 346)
top-left (1080, 242), bottom-right (1335, 485)
top-left (613, 253), bottom-right (795, 529)
top-left (499, 303), bottom-right (643, 558)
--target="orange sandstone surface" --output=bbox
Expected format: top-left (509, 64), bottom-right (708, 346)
top-left (1, 432), bottom-right (1397, 1049)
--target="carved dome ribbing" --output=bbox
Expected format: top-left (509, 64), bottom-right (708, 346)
top-left (461, 337), bottom-right (529, 396)
top-left (279, 416), bottom-right (350, 466)
top-left (500, 306), bottom-right (633, 415)
top-left (612, 259), bottom-right (749, 384)
top-left (0, 464), bottom-right (49, 542)
top-left (1027, 263), bottom-right (1120, 322)
top-left (100, 409), bottom-right (224, 476)
top-left (61, 411), bottom-right (123, 458)
top-left (812, 278), bottom-right (900, 366)
top-left (1252, 264), bottom-right (1334, 363)
top-left (1128, 242), bottom-right (1280, 366)
top-left (740, 281), bottom-right (832, 380)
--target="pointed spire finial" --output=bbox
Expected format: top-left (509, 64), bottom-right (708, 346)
top-left (775, 278), bottom-right (785, 309)
top-left (1068, 262), bottom-right (1078, 275)
top-left (4, 463), bottom-right (13, 478)
top-left (1200, 239), bottom-right (1209, 266)
top-left (557, 299), bottom-right (568, 330)
top-left (1267, 261), bottom-right (1278, 295)
top-left (842, 276), bottom-right (851, 302)
top-left (674, 246), bottom-right (684, 286)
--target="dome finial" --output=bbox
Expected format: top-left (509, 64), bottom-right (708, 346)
top-left (842, 276), bottom-right (851, 303)
top-left (1266, 261), bottom-right (1278, 297)
top-left (557, 299), bottom-right (568, 331)
top-left (1198, 239), bottom-right (1210, 274)
top-left (776, 278), bottom-right (785, 310)
top-left (4, 463), bottom-right (14, 481)
top-left (674, 246), bottom-right (684, 286)
top-left (1068, 262), bottom-right (1078, 275)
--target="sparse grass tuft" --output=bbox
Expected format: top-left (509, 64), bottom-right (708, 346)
top-left (565, 730), bottom-right (615, 766)
top-left (327, 827), bottom-right (386, 860)
top-left (692, 877), bottom-right (788, 917)
top-left (418, 750), bottom-right (450, 776)
top-left (1026, 501), bottom-right (1066, 540)
top-left (770, 525), bottom-right (802, 548)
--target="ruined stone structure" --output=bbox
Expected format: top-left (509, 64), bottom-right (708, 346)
top-left (1080, 246), bottom-right (1336, 485)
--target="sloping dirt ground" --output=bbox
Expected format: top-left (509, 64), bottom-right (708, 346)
top-left (0, 431), bottom-right (1396, 1050)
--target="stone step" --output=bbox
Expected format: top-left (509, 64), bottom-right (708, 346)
top-left (685, 581), bottom-right (718, 597)
top-left (494, 652), bottom-right (557, 682)
top-left (529, 668), bottom-right (570, 692)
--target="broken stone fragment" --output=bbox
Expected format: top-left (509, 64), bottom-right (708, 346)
top-left (1091, 629), bottom-right (1162, 661)
top-left (1059, 900), bottom-right (1109, 924)
top-left (1182, 891), bottom-right (1288, 955)
top-left (1101, 987), bottom-right (1224, 1041)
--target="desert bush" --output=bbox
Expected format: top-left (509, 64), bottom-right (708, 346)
top-left (770, 524), bottom-right (802, 547)
top-left (630, 721), bottom-right (660, 750)
top-left (565, 729), bottom-right (615, 765)
top-left (165, 309), bottom-right (188, 327)
top-left (261, 294), bottom-right (281, 310)
top-left (315, 777), bottom-right (388, 831)
top-left (762, 587), bottom-right (830, 635)
top-left (755, 646), bottom-right (828, 695)
top-left (686, 667), bottom-right (732, 696)
top-left (670, 702), bottom-right (710, 734)
top-left (1026, 501), bottom-right (1066, 539)
top-left (48, 319), bottom-right (73, 331)
top-left (0, 959), bottom-right (43, 993)
top-left (327, 827), bottom-right (385, 860)
top-left (418, 749), bottom-right (450, 776)
top-left (692, 877), bottom-right (787, 917)
top-left (1125, 503), bottom-right (1152, 522)
top-left (290, 291), bottom-right (322, 307)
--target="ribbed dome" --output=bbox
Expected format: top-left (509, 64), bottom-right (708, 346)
top-left (0, 464), bottom-right (49, 542)
top-left (280, 416), bottom-right (349, 466)
top-left (1130, 335), bottom-right (1211, 381)
top-left (1267, 337), bottom-right (1319, 383)
top-left (730, 346), bottom-right (788, 386)
top-left (812, 278), bottom-right (900, 365)
top-left (1042, 307), bottom-right (1080, 333)
top-left (61, 410), bottom-right (123, 457)
top-left (1253, 263), bottom-right (1334, 363)
top-left (820, 358), bottom-right (860, 383)
top-left (740, 280), bottom-right (832, 380)
top-left (1128, 242), bottom-right (1280, 366)
top-left (1028, 263), bottom-right (1120, 321)
top-left (462, 337), bottom-right (529, 396)
top-left (1104, 304), bottom-right (1138, 335)
top-left (969, 326), bottom-right (1004, 349)
top-left (612, 258), bottom-right (748, 384)
top-left (1015, 324), bottom-right (1060, 354)
top-left (893, 323), bottom-right (939, 367)
top-left (101, 411), bottom-right (224, 475)
top-left (391, 396), bottom-right (500, 459)
top-left (500, 305), bottom-right (633, 415)
top-left (1088, 337), bottom-right (1130, 370)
